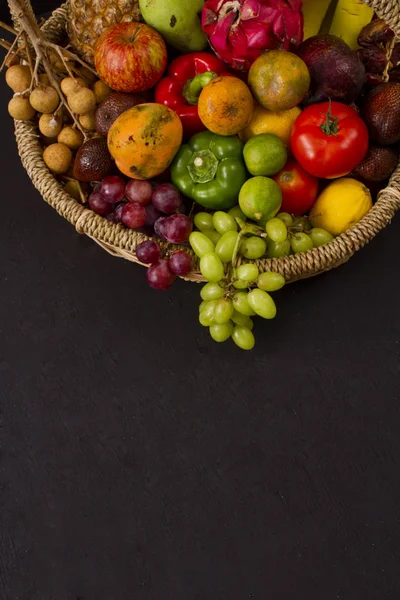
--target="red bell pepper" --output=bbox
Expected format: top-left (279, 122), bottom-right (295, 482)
top-left (155, 52), bottom-right (231, 138)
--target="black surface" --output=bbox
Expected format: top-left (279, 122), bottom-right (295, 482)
top-left (2, 3), bottom-right (400, 599)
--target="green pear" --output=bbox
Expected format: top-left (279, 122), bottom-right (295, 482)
top-left (139, 0), bottom-right (208, 53)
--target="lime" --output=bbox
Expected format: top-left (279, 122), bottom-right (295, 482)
top-left (239, 176), bottom-right (282, 223)
top-left (243, 133), bottom-right (288, 177)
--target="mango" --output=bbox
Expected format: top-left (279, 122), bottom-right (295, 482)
top-left (139, 0), bottom-right (207, 53)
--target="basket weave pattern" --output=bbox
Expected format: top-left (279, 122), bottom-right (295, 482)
top-left (9, 0), bottom-right (400, 282)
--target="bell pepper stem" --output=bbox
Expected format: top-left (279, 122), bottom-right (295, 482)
top-left (183, 71), bottom-right (218, 105)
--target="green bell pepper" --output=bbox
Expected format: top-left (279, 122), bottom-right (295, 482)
top-left (170, 131), bottom-right (247, 210)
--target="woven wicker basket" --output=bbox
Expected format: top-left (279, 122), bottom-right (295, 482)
top-left (8, 0), bottom-right (400, 283)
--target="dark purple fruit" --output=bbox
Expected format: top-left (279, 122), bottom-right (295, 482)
top-left (296, 34), bottom-right (366, 105)
top-left (361, 83), bottom-right (400, 145)
top-left (72, 137), bottom-right (114, 182)
top-left (95, 91), bottom-right (150, 136)
top-left (353, 145), bottom-right (399, 182)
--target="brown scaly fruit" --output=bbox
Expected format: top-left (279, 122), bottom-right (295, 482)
top-left (67, 0), bottom-right (142, 65)
top-left (361, 83), bottom-right (400, 145)
top-left (73, 137), bottom-right (114, 182)
top-left (353, 145), bottom-right (399, 182)
top-left (94, 90), bottom-right (149, 136)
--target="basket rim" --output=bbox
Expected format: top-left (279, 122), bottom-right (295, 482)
top-left (10, 1), bottom-right (400, 283)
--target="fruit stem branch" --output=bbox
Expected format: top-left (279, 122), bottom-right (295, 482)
top-left (47, 42), bottom-right (98, 76)
top-left (0, 20), bottom-right (17, 35)
top-left (5, 0), bottom-right (89, 138)
top-left (0, 28), bottom-right (22, 70)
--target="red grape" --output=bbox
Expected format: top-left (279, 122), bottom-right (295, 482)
top-left (125, 180), bottom-right (153, 206)
top-left (136, 240), bottom-right (160, 265)
top-left (163, 214), bottom-right (193, 244)
top-left (152, 183), bottom-right (181, 213)
top-left (113, 202), bottom-right (126, 223)
top-left (146, 260), bottom-right (176, 290)
top-left (154, 216), bottom-right (168, 240)
top-left (168, 251), bottom-right (193, 276)
top-left (99, 175), bottom-right (126, 204)
top-left (145, 204), bottom-right (162, 229)
top-left (88, 191), bottom-right (113, 216)
top-left (121, 202), bottom-right (147, 229)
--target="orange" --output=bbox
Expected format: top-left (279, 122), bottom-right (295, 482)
top-left (248, 50), bottom-right (310, 112)
top-left (107, 103), bottom-right (183, 180)
top-left (239, 104), bottom-right (301, 145)
top-left (198, 76), bottom-right (254, 136)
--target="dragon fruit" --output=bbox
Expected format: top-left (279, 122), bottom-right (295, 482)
top-left (202, 0), bottom-right (304, 71)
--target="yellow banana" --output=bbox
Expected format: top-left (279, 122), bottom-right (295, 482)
top-left (302, 0), bottom-right (335, 40)
top-left (329, 0), bottom-right (374, 49)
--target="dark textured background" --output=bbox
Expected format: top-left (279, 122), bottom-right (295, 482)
top-left (1, 2), bottom-right (400, 598)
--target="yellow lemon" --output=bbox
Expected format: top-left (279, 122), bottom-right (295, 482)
top-left (239, 104), bottom-right (301, 145)
top-left (309, 178), bottom-right (373, 236)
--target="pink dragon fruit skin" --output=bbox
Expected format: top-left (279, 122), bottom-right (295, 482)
top-left (202, 0), bottom-right (304, 71)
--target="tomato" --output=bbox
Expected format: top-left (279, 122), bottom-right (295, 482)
top-left (290, 101), bottom-right (369, 179)
top-left (273, 159), bottom-right (319, 215)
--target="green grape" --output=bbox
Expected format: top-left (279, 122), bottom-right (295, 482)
top-left (212, 211), bottom-right (238, 235)
top-left (209, 322), bottom-right (234, 343)
top-left (266, 238), bottom-right (291, 258)
top-left (247, 289), bottom-right (277, 320)
top-left (309, 228), bottom-right (334, 247)
top-left (231, 309), bottom-right (254, 330)
top-left (292, 216), bottom-right (312, 232)
top-left (240, 236), bottom-right (267, 259)
top-left (200, 253), bottom-right (225, 282)
top-left (236, 263), bottom-right (259, 284)
top-left (194, 212), bottom-right (214, 232)
top-left (203, 229), bottom-right (222, 245)
top-left (199, 300), bottom-right (217, 327)
top-left (266, 217), bottom-right (288, 243)
top-left (257, 272), bottom-right (286, 292)
top-left (277, 212), bottom-right (293, 227)
top-left (214, 298), bottom-right (234, 324)
top-left (215, 231), bottom-right (239, 263)
top-left (189, 232), bottom-right (215, 258)
top-left (290, 232), bottom-right (314, 253)
top-left (232, 269), bottom-right (249, 289)
top-left (228, 205), bottom-right (246, 221)
top-left (233, 291), bottom-right (256, 316)
top-left (232, 326), bottom-right (255, 350)
top-left (199, 300), bottom-right (208, 312)
top-left (200, 282), bottom-right (225, 301)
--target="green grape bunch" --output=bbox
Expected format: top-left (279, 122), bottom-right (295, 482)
top-left (190, 206), bottom-right (335, 350)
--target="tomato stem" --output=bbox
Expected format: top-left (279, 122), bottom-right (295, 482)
top-left (320, 99), bottom-right (339, 136)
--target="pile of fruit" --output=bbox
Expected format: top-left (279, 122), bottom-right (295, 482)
top-left (2, 0), bottom-right (400, 350)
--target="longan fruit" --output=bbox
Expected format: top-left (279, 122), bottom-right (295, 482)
top-left (93, 80), bottom-right (111, 104)
top-left (64, 179), bottom-right (83, 201)
top-left (57, 125), bottom-right (84, 150)
top-left (79, 111), bottom-right (96, 131)
top-left (61, 76), bottom-right (87, 97)
top-left (5, 64), bottom-right (31, 93)
top-left (67, 87), bottom-right (96, 115)
top-left (8, 96), bottom-right (36, 120)
top-left (79, 66), bottom-right (97, 84)
top-left (43, 143), bottom-right (72, 174)
top-left (39, 113), bottom-right (63, 137)
top-left (38, 73), bottom-right (50, 86)
top-left (30, 86), bottom-right (59, 113)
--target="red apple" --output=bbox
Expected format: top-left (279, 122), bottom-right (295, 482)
top-left (94, 22), bottom-right (167, 93)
